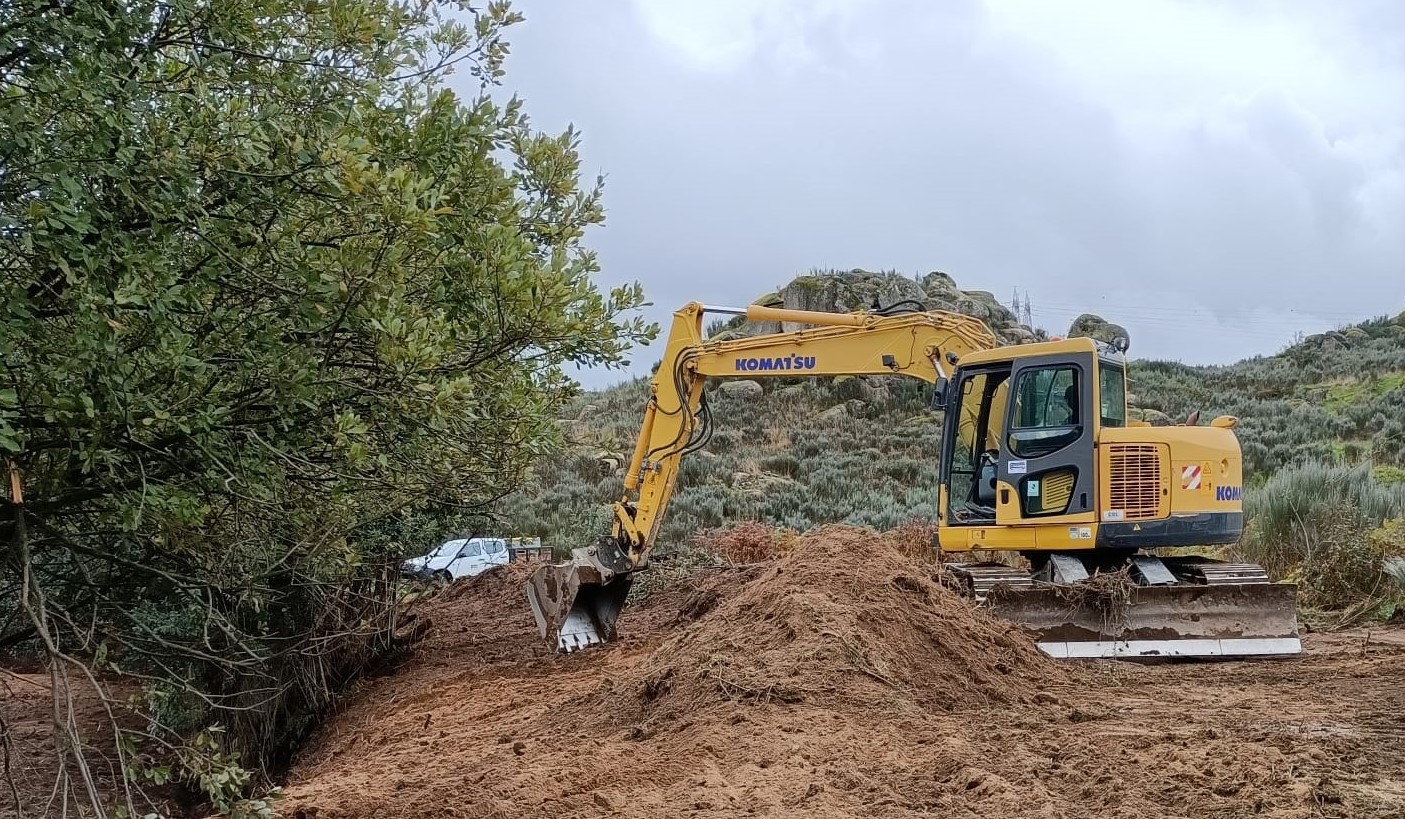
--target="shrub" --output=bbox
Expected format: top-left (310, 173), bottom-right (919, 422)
top-left (693, 521), bottom-right (797, 564)
top-left (884, 519), bottom-right (940, 562)
top-left (1242, 461), bottom-right (1405, 576)
top-left (1239, 462), bottom-right (1405, 617)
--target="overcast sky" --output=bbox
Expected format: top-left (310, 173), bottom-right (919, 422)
top-left (488, 0), bottom-right (1405, 386)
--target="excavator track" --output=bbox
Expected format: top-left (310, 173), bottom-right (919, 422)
top-left (943, 563), bottom-right (1036, 601)
top-left (944, 554), bottom-right (1301, 661)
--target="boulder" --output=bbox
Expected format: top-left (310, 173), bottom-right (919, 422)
top-left (819, 399), bottom-right (867, 421)
top-left (1303, 332), bottom-right (1345, 352)
top-left (953, 296), bottom-right (993, 321)
top-left (1131, 408), bottom-right (1173, 426)
top-left (1343, 327), bottom-right (1371, 345)
top-left (832, 375), bottom-right (872, 401)
top-left (864, 376), bottom-right (892, 405)
top-left (1068, 313), bottom-right (1131, 349)
top-left (922, 271), bottom-right (958, 292)
top-left (718, 380), bottom-right (764, 399)
top-left (1001, 325), bottom-right (1037, 345)
top-left (595, 451), bottom-right (626, 476)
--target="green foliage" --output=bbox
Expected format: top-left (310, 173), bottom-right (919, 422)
top-left (0, 0), bottom-right (653, 806)
top-left (1239, 463), bottom-right (1405, 616)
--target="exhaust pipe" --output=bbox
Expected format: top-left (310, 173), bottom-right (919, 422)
top-left (525, 539), bottom-right (636, 652)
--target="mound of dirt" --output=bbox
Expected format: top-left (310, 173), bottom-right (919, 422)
top-left (279, 527), bottom-right (1405, 819)
top-left (406, 562), bottom-right (557, 669)
top-left (583, 526), bottom-right (1064, 732)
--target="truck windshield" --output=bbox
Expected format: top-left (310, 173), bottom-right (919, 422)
top-left (429, 540), bottom-right (462, 559)
top-left (1100, 362), bottom-right (1127, 428)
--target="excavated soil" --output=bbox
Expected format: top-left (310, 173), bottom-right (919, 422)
top-left (280, 526), bottom-right (1405, 819)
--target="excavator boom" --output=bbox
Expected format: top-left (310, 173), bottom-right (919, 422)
top-left (526, 301), bottom-right (996, 650)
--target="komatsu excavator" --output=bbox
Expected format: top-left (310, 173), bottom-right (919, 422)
top-left (525, 301), bottom-right (1301, 660)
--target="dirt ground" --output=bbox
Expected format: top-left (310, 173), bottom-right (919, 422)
top-left (279, 526), bottom-right (1405, 819)
top-left (1, 662), bottom-right (184, 819)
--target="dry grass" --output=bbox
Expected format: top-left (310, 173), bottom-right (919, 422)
top-left (691, 521), bottom-right (799, 564)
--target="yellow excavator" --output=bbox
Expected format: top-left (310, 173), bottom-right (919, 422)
top-left (525, 301), bottom-right (1301, 660)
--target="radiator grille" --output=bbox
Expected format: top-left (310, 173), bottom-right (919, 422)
top-left (1108, 444), bottom-right (1162, 520)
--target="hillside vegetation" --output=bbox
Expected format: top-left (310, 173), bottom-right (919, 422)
top-left (1130, 318), bottom-right (1405, 474)
top-left (500, 270), bottom-right (1405, 620)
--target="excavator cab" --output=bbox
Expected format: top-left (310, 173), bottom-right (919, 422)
top-left (936, 341), bottom-right (1300, 659)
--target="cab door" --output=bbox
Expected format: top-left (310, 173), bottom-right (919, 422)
top-left (449, 539), bottom-right (486, 578)
top-left (939, 365), bottom-right (1011, 526)
top-left (995, 353), bottom-right (1098, 528)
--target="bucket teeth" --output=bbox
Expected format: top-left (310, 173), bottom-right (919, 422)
top-left (525, 540), bottom-right (636, 652)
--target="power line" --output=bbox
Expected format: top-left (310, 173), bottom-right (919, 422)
top-left (1031, 300), bottom-right (1392, 321)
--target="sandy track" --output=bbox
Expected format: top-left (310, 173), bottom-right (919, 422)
top-left (281, 528), bottom-right (1405, 819)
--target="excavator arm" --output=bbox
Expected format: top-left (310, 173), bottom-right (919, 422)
top-left (526, 300), bottom-right (997, 651)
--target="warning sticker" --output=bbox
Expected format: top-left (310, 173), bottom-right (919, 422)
top-left (1181, 464), bottom-right (1203, 491)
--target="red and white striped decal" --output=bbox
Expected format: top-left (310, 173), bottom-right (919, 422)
top-left (1181, 464), bottom-right (1203, 490)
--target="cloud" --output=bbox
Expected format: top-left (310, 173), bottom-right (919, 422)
top-left (498, 0), bottom-right (1405, 386)
top-left (628, 0), bottom-right (888, 73)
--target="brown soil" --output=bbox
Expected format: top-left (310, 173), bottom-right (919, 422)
top-left (0, 665), bottom-right (184, 819)
top-left (279, 526), bottom-right (1405, 819)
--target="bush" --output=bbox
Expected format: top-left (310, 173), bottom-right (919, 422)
top-left (1240, 462), bottom-right (1405, 617)
top-left (693, 521), bottom-right (797, 564)
top-left (1242, 462), bottom-right (1405, 575)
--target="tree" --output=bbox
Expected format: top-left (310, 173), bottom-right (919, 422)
top-left (0, 0), bottom-right (653, 813)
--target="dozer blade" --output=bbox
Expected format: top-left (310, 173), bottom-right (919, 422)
top-left (985, 582), bottom-right (1302, 660)
top-left (524, 540), bottom-right (635, 653)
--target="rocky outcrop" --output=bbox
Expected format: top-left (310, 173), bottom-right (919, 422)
top-left (1068, 313), bottom-right (1131, 349)
top-left (738, 269), bottom-right (1036, 346)
top-left (718, 380), bottom-right (764, 399)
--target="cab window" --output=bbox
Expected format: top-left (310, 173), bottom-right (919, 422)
top-left (1012, 366), bottom-right (1079, 429)
top-left (1008, 366), bottom-right (1081, 459)
top-left (1099, 363), bottom-right (1127, 428)
top-left (457, 541), bottom-right (483, 558)
top-left (945, 369), bottom-right (1010, 522)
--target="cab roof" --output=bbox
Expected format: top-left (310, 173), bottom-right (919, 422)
top-left (955, 336), bottom-right (1127, 367)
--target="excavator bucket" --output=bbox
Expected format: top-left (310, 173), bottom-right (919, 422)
top-left (949, 558), bottom-right (1302, 660)
top-left (524, 542), bottom-right (635, 652)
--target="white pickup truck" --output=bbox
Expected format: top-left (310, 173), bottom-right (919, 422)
top-left (402, 537), bottom-right (510, 582)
